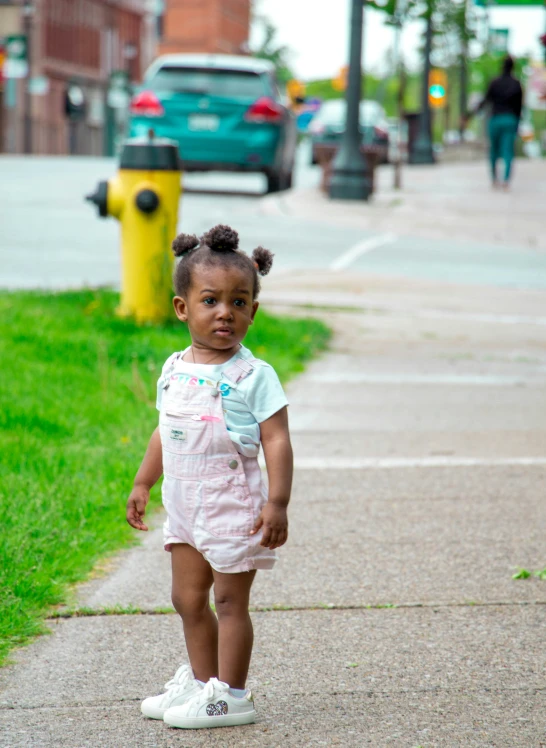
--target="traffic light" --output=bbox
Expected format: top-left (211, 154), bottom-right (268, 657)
top-left (286, 79), bottom-right (306, 107)
top-left (332, 65), bottom-right (348, 92)
top-left (428, 68), bottom-right (447, 109)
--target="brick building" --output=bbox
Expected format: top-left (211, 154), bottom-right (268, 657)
top-left (0, 0), bottom-right (157, 155)
top-left (158, 0), bottom-right (250, 57)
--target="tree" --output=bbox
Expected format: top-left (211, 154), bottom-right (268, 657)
top-left (250, 10), bottom-right (295, 85)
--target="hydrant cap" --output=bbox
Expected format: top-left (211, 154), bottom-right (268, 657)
top-left (135, 188), bottom-right (160, 214)
top-left (119, 136), bottom-right (181, 171)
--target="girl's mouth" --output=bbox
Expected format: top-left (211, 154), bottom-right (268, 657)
top-left (214, 328), bottom-right (233, 336)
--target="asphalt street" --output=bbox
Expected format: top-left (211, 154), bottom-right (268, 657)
top-left (1, 143), bottom-right (546, 290)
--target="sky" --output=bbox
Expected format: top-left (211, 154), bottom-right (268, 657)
top-left (250, 1), bottom-right (546, 81)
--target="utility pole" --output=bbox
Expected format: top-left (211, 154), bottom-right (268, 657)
top-left (459, 0), bottom-right (469, 137)
top-left (392, 0), bottom-right (408, 190)
top-left (22, 0), bottom-right (34, 155)
top-left (409, 0), bottom-right (435, 165)
top-left (328, 0), bottom-right (371, 201)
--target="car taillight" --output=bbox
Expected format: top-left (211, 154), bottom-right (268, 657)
top-left (245, 97), bottom-right (284, 124)
top-left (129, 90), bottom-right (165, 117)
top-left (374, 125), bottom-right (388, 140)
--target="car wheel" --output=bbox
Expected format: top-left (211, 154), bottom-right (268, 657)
top-left (266, 171), bottom-right (282, 194)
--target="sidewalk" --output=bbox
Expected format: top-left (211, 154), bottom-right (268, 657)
top-left (1, 165), bottom-right (546, 747)
top-left (263, 159), bottom-right (546, 252)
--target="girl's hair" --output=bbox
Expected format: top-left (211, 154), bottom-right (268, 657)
top-left (171, 224), bottom-right (274, 299)
top-left (502, 55), bottom-right (514, 75)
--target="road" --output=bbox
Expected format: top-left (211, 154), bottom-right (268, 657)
top-left (1, 143), bottom-right (546, 290)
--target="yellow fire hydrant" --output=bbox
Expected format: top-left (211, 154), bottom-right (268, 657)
top-left (86, 135), bottom-right (181, 324)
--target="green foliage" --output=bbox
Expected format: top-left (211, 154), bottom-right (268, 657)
top-left (0, 289), bottom-right (330, 665)
top-left (250, 14), bottom-right (295, 85)
top-left (305, 72), bottom-right (421, 117)
top-left (512, 567), bottom-right (546, 580)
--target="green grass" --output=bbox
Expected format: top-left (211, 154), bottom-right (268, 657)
top-left (0, 289), bottom-right (330, 665)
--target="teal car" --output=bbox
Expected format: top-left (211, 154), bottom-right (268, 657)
top-left (128, 54), bottom-right (297, 193)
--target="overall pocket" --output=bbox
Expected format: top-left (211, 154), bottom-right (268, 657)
top-left (160, 410), bottom-right (213, 456)
top-left (203, 473), bottom-right (253, 538)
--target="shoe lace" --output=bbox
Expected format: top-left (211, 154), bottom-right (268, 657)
top-left (186, 677), bottom-right (227, 708)
top-left (164, 664), bottom-right (192, 691)
top-left (159, 670), bottom-right (195, 706)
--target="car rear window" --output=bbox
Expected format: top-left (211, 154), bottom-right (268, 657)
top-left (316, 100), bottom-right (384, 126)
top-left (148, 67), bottom-right (270, 98)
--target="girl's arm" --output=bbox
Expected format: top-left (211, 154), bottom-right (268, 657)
top-left (251, 406), bottom-right (293, 550)
top-left (126, 427), bottom-right (163, 531)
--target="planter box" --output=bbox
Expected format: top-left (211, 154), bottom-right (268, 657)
top-left (315, 143), bottom-right (382, 194)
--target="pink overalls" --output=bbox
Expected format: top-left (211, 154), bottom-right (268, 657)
top-left (159, 356), bottom-right (276, 573)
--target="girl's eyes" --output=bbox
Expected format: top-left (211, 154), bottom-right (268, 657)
top-left (202, 298), bottom-right (246, 307)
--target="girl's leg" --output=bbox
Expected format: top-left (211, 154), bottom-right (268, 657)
top-left (212, 569), bottom-right (257, 689)
top-left (171, 544), bottom-right (218, 683)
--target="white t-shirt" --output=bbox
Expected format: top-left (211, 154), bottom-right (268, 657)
top-left (156, 345), bottom-right (288, 458)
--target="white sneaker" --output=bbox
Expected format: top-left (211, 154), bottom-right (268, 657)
top-left (163, 663), bottom-right (194, 692)
top-left (163, 677), bottom-right (256, 729)
top-left (141, 664), bottom-right (201, 720)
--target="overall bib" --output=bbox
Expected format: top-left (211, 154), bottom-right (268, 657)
top-left (159, 356), bottom-right (276, 573)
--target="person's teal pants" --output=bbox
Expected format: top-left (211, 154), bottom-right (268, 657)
top-left (488, 113), bottom-right (518, 183)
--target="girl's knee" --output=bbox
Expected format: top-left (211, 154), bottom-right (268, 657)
top-left (172, 588), bottom-right (210, 620)
top-left (214, 591), bottom-right (249, 620)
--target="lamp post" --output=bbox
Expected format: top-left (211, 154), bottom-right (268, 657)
top-left (22, 0), bottom-right (34, 155)
top-left (409, 1), bottom-right (435, 165)
top-left (328, 0), bottom-right (371, 200)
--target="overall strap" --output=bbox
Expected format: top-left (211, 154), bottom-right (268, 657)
top-left (221, 357), bottom-right (259, 387)
top-left (160, 352), bottom-right (183, 390)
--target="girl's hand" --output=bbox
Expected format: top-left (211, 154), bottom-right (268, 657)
top-left (126, 484), bottom-right (150, 531)
top-left (250, 502), bottom-right (288, 550)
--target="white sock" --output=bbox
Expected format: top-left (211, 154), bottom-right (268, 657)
top-left (197, 680), bottom-right (206, 688)
top-left (229, 687), bottom-right (247, 698)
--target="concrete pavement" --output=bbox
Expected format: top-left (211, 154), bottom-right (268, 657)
top-left (1, 160), bottom-right (546, 747)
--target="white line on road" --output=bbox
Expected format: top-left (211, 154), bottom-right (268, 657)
top-left (292, 456), bottom-right (546, 470)
top-left (330, 233), bottom-right (397, 271)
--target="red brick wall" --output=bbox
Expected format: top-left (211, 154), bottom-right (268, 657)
top-left (4, 0), bottom-right (147, 155)
top-left (159, 0), bottom-right (250, 56)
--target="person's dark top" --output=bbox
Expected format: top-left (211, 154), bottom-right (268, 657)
top-left (476, 74), bottom-right (523, 121)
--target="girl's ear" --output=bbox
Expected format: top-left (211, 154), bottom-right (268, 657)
top-left (173, 296), bottom-right (188, 322)
top-left (249, 300), bottom-right (259, 324)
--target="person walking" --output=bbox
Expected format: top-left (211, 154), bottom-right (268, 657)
top-left (466, 55), bottom-right (523, 190)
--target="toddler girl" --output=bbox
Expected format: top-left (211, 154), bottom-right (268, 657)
top-left (126, 225), bottom-right (293, 729)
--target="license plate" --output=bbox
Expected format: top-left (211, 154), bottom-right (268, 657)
top-left (188, 114), bottom-right (219, 132)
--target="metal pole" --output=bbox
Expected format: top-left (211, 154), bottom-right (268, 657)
top-left (409, 0), bottom-right (435, 165)
top-left (459, 0), bottom-right (468, 137)
top-left (328, 0), bottom-right (371, 201)
top-left (392, 15), bottom-right (403, 189)
top-left (23, 1), bottom-right (33, 155)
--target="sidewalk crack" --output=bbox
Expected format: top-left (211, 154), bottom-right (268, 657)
top-left (48, 599), bottom-right (546, 620)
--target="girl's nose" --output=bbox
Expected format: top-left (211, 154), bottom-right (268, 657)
top-left (216, 304), bottom-right (233, 320)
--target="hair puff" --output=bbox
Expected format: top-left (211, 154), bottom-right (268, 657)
top-left (252, 246), bottom-right (274, 276)
top-left (202, 224), bottom-right (239, 252)
top-left (172, 233), bottom-right (199, 257)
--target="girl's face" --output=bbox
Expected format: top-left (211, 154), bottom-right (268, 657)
top-left (173, 263), bottom-right (258, 354)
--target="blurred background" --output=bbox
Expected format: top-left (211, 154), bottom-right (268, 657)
top-left (0, 0), bottom-right (545, 160)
